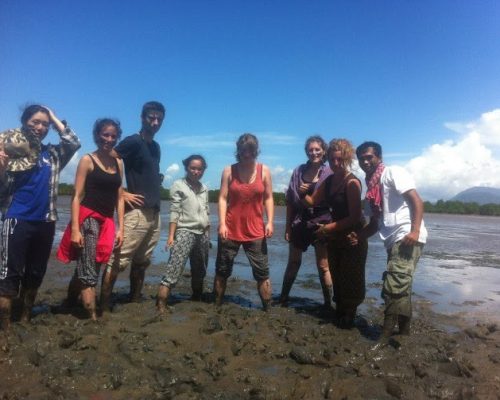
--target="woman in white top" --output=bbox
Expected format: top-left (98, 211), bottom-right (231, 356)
top-left (156, 154), bottom-right (210, 312)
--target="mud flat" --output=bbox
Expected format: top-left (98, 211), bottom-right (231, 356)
top-left (1, 263), bottom-right (499, 400)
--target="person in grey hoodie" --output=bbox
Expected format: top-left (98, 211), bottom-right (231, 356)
top-left (156, 155), bottom-right (210, 312)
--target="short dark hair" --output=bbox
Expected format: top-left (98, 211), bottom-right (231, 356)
top-left (304, 135), bottom-right (328, 163)
top-left (235, 133), bottom-right (259, 162)
top-left (141, 101), bottom-right (165, 118)
top-left (182, 154), bottom-right (207, 171)
top-left (92, 118), bottom-right (122, 145)
top-left (20, 104), bottom-right (49, 126)
top-left (356, 141), bottom-right (382, 158)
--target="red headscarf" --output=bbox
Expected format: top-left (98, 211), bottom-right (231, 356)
top-left (365, 162), bottom-right (385, 217)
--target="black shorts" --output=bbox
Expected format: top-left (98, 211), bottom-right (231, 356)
top-left (215, 237), bottom-right (269, 281)
top-left (0, 219), bottom-right (55, 297)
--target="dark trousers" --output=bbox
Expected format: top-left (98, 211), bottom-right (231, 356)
top-left (0, 219), bottom-right (55, 297)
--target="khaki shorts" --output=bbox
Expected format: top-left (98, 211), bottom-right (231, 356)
top-left (106, 208), bottom-right (161, 273)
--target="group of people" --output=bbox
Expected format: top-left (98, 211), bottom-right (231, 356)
top-left (0, 101), bottom-right (427, 339)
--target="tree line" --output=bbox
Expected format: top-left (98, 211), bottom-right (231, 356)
top-left (423, 200), bottom-right (500, 216)
top-left (58, 184), bottom-right (288, 206)
top-left (58, 184), bottom-right (500, 216)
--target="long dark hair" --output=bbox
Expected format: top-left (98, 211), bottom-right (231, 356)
top-left (20, 104), bottom-right (49, 126)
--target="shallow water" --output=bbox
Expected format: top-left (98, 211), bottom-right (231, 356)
top-left (54, 197), bottom-right (500, 323)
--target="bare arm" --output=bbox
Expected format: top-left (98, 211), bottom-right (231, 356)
top-left (166, 222), bottom-right (177, 249)
top-left (401, 189), bottom-right (424, 246)
top-left (218, 166), bottom-right (231, 239)
top-left (285, 203), bottom-right (294, 242)
top-left (71, 155), bottom-right (92, 248)
top-left (115, 160), bottom-right (125, 248)
top-left (303, 180), bottom-right (326, 207)
top-left (262, 165), bottom-right (274, 238)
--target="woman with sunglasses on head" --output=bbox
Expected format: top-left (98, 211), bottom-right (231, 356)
top-left (279, 135), bottom-right (333, 309)
top-left (156, 155), bottom-right (210, 313)
top-left (57, 118), bottom-right (124, 321)
top-left (0, 105), bottom-right (80, 330)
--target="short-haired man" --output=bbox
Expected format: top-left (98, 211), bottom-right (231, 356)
top-left (100, 101), bottom-right (165, 310)
top-left (353, 141), bottom-right (427, 337)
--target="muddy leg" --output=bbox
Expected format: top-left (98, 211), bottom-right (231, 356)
top-left (81, 286), bottom-right (97, 321)
top-left (20, 288), bottom-right (37, 322)
top-left (156, 285), bottom-right (170, 313)
top-left (315, 243), bottom-right (333, 308)
top-left (381, 314), bottom-right (398, 338)
top-left (66, 273), bottom-right (82, 307)
top-left (258, 278), bottom-right (272, 311)
top-left (0, 296), bottom-right (12, 331)
top-left (129, 265), bottom-right (146, 302)
top-left (100, 268), bottom-right (118, 313)
top-left (398, 315), bottom-right (411, 335)
top-left (214, 275), bottom-right (227, 307)
top-left (279, 245), bottom-right (302, 306)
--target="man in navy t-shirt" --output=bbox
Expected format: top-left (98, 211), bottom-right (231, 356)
top-left (101, 101), bottom-right (165, 310)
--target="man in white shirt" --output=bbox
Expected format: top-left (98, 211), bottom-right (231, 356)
top-left (352, 141), bottom-right (427, 338)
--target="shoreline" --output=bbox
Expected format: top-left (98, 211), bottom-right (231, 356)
top-left (1, 257), bottom-right (499, 399)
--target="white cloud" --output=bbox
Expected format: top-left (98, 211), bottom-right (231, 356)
top-left (59, 151), bottom-right (80, 184)
top-left (164, 163), bottom-right (181, 183)
top-left (270, 165), bottom-right (293, 193)
top-left (406, 109), bottom-right (500, 201)
top-left (163, 134), bottom-right (234, 149)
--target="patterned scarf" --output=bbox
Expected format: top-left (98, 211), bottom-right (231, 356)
top-left (365, 162), bottom-right (385, 217)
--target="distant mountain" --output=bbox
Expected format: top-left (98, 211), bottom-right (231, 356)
top-left (451, 187), bottom-right (500, 205)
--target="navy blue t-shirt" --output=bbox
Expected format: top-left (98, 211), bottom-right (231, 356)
top-left (6, 149), bottom-right (51, 221)
top-left (115, 134), bottom-right (161, 211)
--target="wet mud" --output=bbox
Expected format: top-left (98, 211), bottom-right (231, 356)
top-left (1, 272), bottom-right (499, 400)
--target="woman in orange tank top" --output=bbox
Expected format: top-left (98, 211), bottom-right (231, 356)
top-left (214, 133), bottom-right (274, 310)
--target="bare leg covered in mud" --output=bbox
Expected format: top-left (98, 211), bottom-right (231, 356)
top-left (257, 278), bottom-right (272, 311)
top-left (213, 275), bottom-right (227, 307)
top-left (0, 296), bottom-right (12, 331)
top-left (81, 287), bottom-right (97, 321)
top-left (314, 243), bottom-right (333, 308)
top-left (279, 243), bottom-right (333, 308)
top-left (279, 245), bottom-right (302, 306)
top-left (156, 285), bottom-right (170, 313)
top-left (19, 287), bottom-right (38, 323)
top-left (100, 268), bottom-right (118, 313)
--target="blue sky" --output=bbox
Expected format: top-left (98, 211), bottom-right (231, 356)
top-left (1, 0), bottom-right (500, 201)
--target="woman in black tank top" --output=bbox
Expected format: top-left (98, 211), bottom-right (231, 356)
top-left (59, 118), bottom-right (124, 320)
top-left (303, 139), bottom-right (368, 329)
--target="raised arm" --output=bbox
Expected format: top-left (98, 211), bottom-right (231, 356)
top-left (262, 165), bottom-right (274, 238)
top-left (218, 166), bottom-right (231, 239)
top-left (44, 107), bottom-right (81, 168)
top-left (71, 155), bottom-right (92, 248)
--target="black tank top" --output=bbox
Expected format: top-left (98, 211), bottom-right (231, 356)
top-left (325, 173), bottom-right (363, 224)
top-left (81, 155), bottom-right (121, 217)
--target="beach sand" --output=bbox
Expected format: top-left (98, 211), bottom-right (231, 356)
top-left (1, 257), bottom-right (499, 400)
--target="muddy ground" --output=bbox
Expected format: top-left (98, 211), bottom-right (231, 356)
top-left (0, 264), bottom-right (499, 400)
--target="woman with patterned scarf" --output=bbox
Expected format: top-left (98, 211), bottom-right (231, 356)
top-left (0, 105), bottom-right (80, 330)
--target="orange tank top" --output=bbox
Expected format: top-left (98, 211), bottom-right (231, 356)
top-left (226, 163), bottom-right (265, 241)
